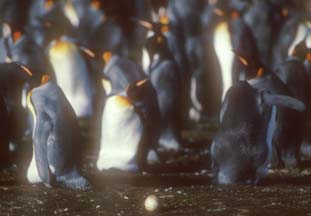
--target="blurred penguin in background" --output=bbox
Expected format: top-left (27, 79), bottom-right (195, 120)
top-left (273, 1), bottom-right (311, 67)
top-left (272, 41), bottom-right (310, 168)
top-left (0, 63), bottom-right (34, 166)
top-left (47, 37), bottom-right (95, 119)
top-left (139, 19), bottom-right (182, 151)
top-left (97, 79), bottom-right (160, 172)
top-left (197, 0), bottom-right (259, 123)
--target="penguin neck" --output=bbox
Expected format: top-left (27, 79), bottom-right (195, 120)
top-left (213, 21), bottom-right (234, 101)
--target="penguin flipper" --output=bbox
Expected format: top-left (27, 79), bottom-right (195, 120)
top-left (33, 112), bottom-right (55, 187)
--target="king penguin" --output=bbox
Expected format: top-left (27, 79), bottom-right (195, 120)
top-left (97, 79), bottom-right (160, 172)
top-left (48, 38), bottom-right (94, 118)
top-left (26, 76), bottom-right (90, 190)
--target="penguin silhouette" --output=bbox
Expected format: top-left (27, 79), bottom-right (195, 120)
top-left (211, 81), bottom-right (306, 185)
top-left (97, 79), bottom-right (160, 172)
top-left (0, 95), bottom-right (10, 169)
top-left (26, 76), bottom-right (90, 190)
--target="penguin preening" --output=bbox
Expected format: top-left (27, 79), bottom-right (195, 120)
top-left (97, 79), bottom-right (160, 172)
top-left (211, 81), bottom-right (306, 185)
top-left (26, 77), bottom-right (90, 190)
top-left (48, 38), bottom-right (94, 118)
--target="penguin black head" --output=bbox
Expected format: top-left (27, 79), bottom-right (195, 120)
top-left (211, 0), bottom-right (247, 21)
top-left (126, 79), bottom-right (150, 104)
top-left (233, 50), bottom-right (269, 79)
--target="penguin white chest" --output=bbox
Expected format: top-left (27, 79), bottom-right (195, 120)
top-left (48, 41), bottom-right (93, 117)
top-left (288, 22), bottom-right (311, 55)
top-left (213, 22), bottom-right (234, 100)
top-left (97, 96), bottom-right (143, 172)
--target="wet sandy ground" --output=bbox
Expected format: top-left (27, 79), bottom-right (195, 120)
top-left (0, 127), bottom-right (311, 216)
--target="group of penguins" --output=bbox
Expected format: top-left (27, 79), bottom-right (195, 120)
top-left (0, 0), bottom-right (311, 190)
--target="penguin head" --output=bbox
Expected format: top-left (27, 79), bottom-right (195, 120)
top-left (211, 0), bottom-right (245, 21)
top-left (135, 19), bottom-right (170, 61)
top-left (126, 79), bottom-right (150, 106)
top-left (233, 50), bottom-right (268, 79)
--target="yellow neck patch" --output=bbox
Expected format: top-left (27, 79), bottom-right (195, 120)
top-left (49, 40), bottom-right (73, 56)
top-left (113, 95), bottom-right (132, 107)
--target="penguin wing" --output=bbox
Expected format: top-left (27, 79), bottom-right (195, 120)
top-left (33, 112), bottom-right (54, 186)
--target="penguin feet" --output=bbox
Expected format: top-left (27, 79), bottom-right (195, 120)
top-left (57, 175), bottom-right (91, 191)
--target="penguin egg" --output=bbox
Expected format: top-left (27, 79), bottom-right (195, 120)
top-left (144, 195), bottom-right (159, 212)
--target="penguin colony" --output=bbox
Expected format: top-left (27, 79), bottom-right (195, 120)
top-left (0, 0), bottom-right (311, 190)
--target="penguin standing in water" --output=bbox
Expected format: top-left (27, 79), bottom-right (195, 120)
top-left (97, 79), bottom-right (160, 172)
top-left (47, 38), bottom-right (94, 119)
top-left (27, 76), bottom-right (90, 190)
top-left (211, 81), bottom-right (306, 185)
top-left (139, 19), bottom-right (182, 151)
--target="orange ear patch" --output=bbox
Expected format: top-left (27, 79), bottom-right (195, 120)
top-left (41, 75), bottom-right (50, 85)
top-left (161, 25), bottom-right (169, 33)
top-left (159, 15), bottom-right (169, 25)
top-left (45, 0), bottom-right (54, 10)
top-left (256, 67), bottom-right (264, 78)
top-left (231, 11), bottom-right (239, 19)
top-left (91, 0), bottom-right (101, 9)
top-left (102, 51), bottom-right (112, 64)
top-left (282, 8), bottom-right (289, 17)
top-left (13, 31), bottom-right (22, 43)
top-left (306, 53), bottom-right (311, 63)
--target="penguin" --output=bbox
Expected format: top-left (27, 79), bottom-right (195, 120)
top-left (211, 81), bottom-right (306, 185)
top-left (101, 51), bottom-right (147, 94)
top-left (0, 0), bottom-right (31, 33)
top-left (0, 63), bottom-right (33, 159)
top-left (273, 6), bottom-right (311, 67)
top-left (272, 42), bottom-right (310, 167)
top-left (97, 79), bottom-right (160, 172)
top-left (26, 76), bottom-right (90, 190)
top-left (6, 32), bottom-right (54, 82)
top-left (301, 47), bottom-right (311, 158)
top-left (238, 46), bottom-right (309, 168)
top-left (243, 0), bottom-right (280, 67)
top-left (47, 38), bottom-right (94, 118)
top-left (140, 20), bottom-right (182, 151)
